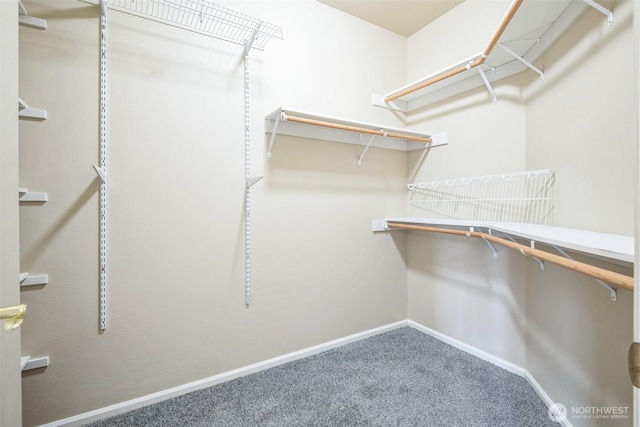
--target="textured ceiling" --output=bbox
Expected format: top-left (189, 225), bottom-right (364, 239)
top-left (316, 0), bottom-right (464, 37)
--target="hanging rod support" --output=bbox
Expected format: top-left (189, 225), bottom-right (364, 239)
top-left (494, 230), bottom-right (544, 269)
top-left (582, 0), bottom-right (613, 25)
top-left (358, 134), bottom-right (377, 166)
top-left (551, 244), bottom-right (617, 301)
top-left (481, 236), bottom-right (498, 259)
top-left (266, 112), bottom-right (283, 158)
top-left (497, 43), bottom-right (544, 80)
top-left (477, 68), bottom-right (497, 104)
top-left (244, 22), bottom-right (262, 54)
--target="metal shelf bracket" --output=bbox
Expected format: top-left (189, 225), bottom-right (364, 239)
top-left (582, 0), bottom-right (613, 25)
top-left (20, 272), bottom-right (48, 287)
top-left (357, 134), bottom-right (377, 166)
top-left (551, 244), bottom-right (617, 301)
top-left (497, 43), bottom-right (544, 80)
top-left (266, 112), bottom-right (282, 158)
top-left (18, 0), bottom-right (47, 30)
top-left (477, 68), bottom-right (497, 104)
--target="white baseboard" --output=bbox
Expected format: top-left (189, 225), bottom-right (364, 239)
top-left (42, 320), bottom-right (408, 426)
top-left (43, 319), bottom-right (571, 427)
top-left (407, 320), bottom-right (573, 427)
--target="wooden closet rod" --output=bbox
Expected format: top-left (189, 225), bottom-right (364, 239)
top-left (384, 0), bottom-right (524, 103)
top-left (386, 222), bottom-right (634, 291)
top-left (282, 114), bottom-right (434, 144)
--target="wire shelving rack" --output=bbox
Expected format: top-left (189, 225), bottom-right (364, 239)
top-left (408, 170), bottom-right (555, 225)
top-left (106, 0), bottom-right (283, 49)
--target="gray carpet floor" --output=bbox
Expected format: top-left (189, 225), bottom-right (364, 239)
top-left (85, 327), bottom-right (557, 426)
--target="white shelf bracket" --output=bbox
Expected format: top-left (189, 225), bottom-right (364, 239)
top-left (18, 188), bottom-right (48, 203)
top-left (266, 111), bottom-right (282, 158)
top-left (246, 176), bottom-right (263, 189)
top-left (18, 97), bottom-right (47, 121)
top-left (20, 273), bottom-right (48, 287)
top-left (371, 220), bottom-right (403, 232)
top-left (92, 165), bottom-right (106, 183)
top-left (357, 134), bottom-right (377, 166)
top-left (481, 236), bottom-right (498, 259)
top-left (582, 0), bottom-right (614, 25)
top-left (497, 43), bottom-right (544, 80)
top-left (18, 0), bottom-right (47, 30)
top-left (476, 68), bottom-right (497, 104)
top-left (21, 355), bottom-right (49, 371)
top-left (244, 22), bottom-right (261, 55)
top-left (551, 244), bottom-right (617, 301)
top-left (495, 230), bottom-right (544, 270)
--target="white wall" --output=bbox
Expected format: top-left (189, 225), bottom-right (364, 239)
top-left (404, 0), bottom-right (529, 367)
top-left (405, 2), bottom-right (636, 427)
top-left (18, 1), bottom-right (409, 425)
top-left (524, 2), bottom-right (635, 425)
top-left (17, 1), bottom-right (638, 426)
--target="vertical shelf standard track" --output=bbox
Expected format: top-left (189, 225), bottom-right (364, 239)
top-left (244, 27), bottom-right (263, 306)
top-left (100, 1), bottom-right (281, 310)
top-left (98, 0), bottom-right (108, 330)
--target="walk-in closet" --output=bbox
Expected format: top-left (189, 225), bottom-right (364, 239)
top-left (1, 0), bottom-right (639, 426)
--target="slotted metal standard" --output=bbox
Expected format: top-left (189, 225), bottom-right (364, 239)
top-left (98, 0), bottom-right (108, 330)
top-left (96, 0), bottom-right (281, 320)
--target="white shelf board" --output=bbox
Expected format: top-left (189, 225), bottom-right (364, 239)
top-left (374, 0), bottom-right (593, 112)
top-left (379, 218), bottom-right (633, 265)
top-left (265, 107), bottom-right (447, 154)
top-left (487, 223), bottom-right (634, 264)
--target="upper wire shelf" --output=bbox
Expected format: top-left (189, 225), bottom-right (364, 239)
top-left (106, 0), bottom-right (283, 49)
top-left (408, 169), bottom-right (555, 225)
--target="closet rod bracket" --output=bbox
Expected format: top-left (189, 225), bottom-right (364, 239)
top-left (497, 43), bottom-right (544, 80)
top-left (477, 68), bottom-right (497, 104)
top-left (481, 235), bottom-right (498, 259)
top-left (358, 134), bottom-right (377, 166)
top-left (266, 112), bottom-right (282, 158)
top-left (551, 244), bottom-right (617, 301)
top-left (582, 0), bottom-right (614, 26)
top-left (494, 230), bottom-right (544, 270)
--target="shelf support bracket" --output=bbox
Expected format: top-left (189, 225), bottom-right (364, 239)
top-left (494, 230), bottom-right (544, 270)
top-left (18, 0), bottom-right (47, 30)
top-left (266, 111), bottom-right (282, 159)
top-left (246, 176), bottom-right (263, 189)
top-left (357, 134), bottom-right (377, 166)
top-left (497, 43), bottom-right (544, 80)
top-left (92, 165), bottom-right (106, 183)
top-left (582, 0), bottom-right (614, 25)
top-left (244, 22), bottom-right (262, 55)
top-left (481, 236), bottom-right (498, 259)
top-left (551, 244), bottom-right (617, 301)
top-left (476, 68), bottom-right (497, 104)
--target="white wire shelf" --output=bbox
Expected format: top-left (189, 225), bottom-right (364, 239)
top-left (408, 170), bottom-right (555, 225)
top-left (106, 0), bottom-right (282, 50)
